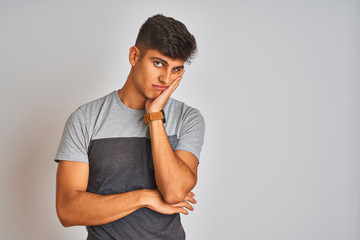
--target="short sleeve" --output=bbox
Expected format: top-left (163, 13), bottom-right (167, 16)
top-left (175, 108), bottom-right (205, 162)
top-left (54, 108), bottom-right (90, 163)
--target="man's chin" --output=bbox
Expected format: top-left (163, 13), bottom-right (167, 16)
top-left (147, 92), bottom-right (161, 99)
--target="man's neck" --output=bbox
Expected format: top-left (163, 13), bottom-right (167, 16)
top-left (118, 70), bottom-right (147, 110)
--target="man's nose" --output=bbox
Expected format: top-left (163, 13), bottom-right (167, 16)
top-left (159, 70), bottom-right (172, 84)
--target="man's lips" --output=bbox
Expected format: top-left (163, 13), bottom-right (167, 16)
top-left (153, 85), bottom-right (168, 91)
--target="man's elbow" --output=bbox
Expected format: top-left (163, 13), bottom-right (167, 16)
top-left (56, 199), bottom-right (78, 227)
top-left (163, 191), bottom-right (188, 204)
top-left (160, 173), bottom-right (197, 204)
top-left (56, 206), bottom-right (73, 227)
top-left (59, 219), bottom-right (72, 228)
top-left (162, 184), bottom-right (196, 204)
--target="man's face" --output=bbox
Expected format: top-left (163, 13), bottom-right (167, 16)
top-left (132, 49), bottom-right (185, 100)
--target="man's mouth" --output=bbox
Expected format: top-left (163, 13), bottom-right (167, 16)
top-left (153, 85), bottom-right (168, 91)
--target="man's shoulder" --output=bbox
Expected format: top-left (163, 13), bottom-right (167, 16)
top-left (166, 98), bottom-right (199, 111)
top-left (75, 90), bottom-right (116, 116)
top-left (165, 98), bottom-right (204, 121)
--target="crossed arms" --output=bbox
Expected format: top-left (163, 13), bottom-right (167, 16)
top-left (56, 148), bottom-right (198, 227)
top-left (56, 71), bottom-right (199, 227)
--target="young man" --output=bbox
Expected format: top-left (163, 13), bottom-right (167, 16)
top-left (54, 14), bottom-right (205, 239)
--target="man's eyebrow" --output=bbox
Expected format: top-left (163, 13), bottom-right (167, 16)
top-left (150, 57), bottom-right (168, 65)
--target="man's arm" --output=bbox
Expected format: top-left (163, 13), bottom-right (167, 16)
top-left (149, 120), bottom-right (198, 204)
top-left (145, 71), bottom-right (200, 204)
top-left (56, 161), bottom-right (195, 227)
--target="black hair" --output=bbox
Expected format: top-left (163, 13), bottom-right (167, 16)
top-left (135, 14), bottom-right (197, 63)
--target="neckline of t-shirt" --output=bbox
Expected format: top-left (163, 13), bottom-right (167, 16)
top-left (113, 90), bottom-right (146, 116)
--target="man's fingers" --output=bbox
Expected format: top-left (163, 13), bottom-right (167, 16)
top-left (170, 78), bottom-right (181, 94)
top-left (176, 69), bottom-right (185, 80)
top-left (176, 208), bottom-right (189, 215)
top-left (161, 75), bottom-right (181, 95)
top-left (184, 195), bottom-right (197, 204)
top-left (180, 69), bottom-right (185, 78)
top-left (169, 69), bottom-right (184, 92)
top-left (172, 201), bottom-right (194, 211)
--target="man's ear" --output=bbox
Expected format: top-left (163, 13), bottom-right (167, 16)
top-left (129, 46), bottom-right (141, 66)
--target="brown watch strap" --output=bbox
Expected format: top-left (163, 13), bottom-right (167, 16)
top-left (144, 111), bottom-right (164, 124)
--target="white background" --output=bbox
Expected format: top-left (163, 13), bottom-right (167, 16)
top-left (0, 0), bottom-right (359, 239)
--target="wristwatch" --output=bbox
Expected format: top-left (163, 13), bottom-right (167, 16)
top-left (144, 110), bottom-right (166, 124)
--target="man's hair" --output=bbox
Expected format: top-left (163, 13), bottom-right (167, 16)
top-left (135, 14), bottom-right (197, 63)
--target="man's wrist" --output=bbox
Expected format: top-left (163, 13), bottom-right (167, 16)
top-left (144, 110), bottom-right (165, 124)
top-left (146, 108), bottom-right (162, 114)
top-left (140, 189), bottom-right (155, 208)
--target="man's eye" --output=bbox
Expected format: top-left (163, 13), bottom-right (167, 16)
top-left (154, 61), bottom-right (163, 67)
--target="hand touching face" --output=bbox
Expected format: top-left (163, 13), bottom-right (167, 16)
top-left (131, 48), bottom-right (185, 105)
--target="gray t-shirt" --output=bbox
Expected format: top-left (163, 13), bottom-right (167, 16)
top-left (54, 90), bottom-right (205, 240)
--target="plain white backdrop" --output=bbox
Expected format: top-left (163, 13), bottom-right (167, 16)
top-left (0, 0), bottom-right (359, 239)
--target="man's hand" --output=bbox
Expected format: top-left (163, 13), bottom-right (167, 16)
top-left (145, 69), bottom-right (185, 113)
top-left (145, 189), bottom-right (196, 215)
